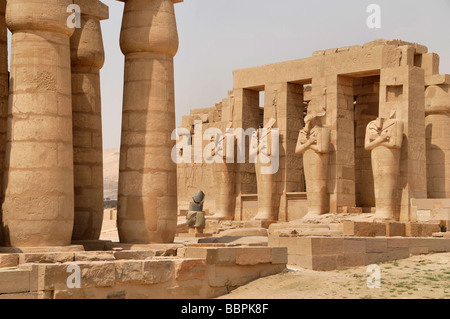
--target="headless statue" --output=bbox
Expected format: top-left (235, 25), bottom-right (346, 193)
top-left (251, 118), bottom-right (280, 221)
top-left (295, 111), bottom-right (330, 218)
top-left (186, 190), bottom-right (206, 233)
top-left (210, 122), bottom-right (235, 220)
top-left (295, 84), bottom-right (331, 219)
top-left (365, 111), bottom-right (404, 220)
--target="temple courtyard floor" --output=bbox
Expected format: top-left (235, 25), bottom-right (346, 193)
top-left (100, 210), bottom-right (450, 299)
top-left (219, 252), bottom-right (450, 299)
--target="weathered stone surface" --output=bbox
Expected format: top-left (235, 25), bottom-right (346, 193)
top-left (113, 250), bottom-right (157, 260)
top-left (198, 235), bottom-right (268, 246)
top-left (386, 222), bottom-right (406, 237)
top-left (343, 221), bottom-right (386, 237)
top-left (174, 259), bottom-right (207, 282)
top-left (0, 0), bottom-right (8, 245)
top-left (405, 223), bottom-right (441, 237)
top-left (365, 238), bottom-right (388, 253)
top-left (43, 262), bottom-right (116, 290)
top-left (365, 248), bottom-right (410, 264)
top-left (0, 291), bottom-right (50, 299)
top-left (271, 247), bottom-right (288, 264)
top-left (0, 253), bottom-right (19, 268)
top-left (176, 39), bottom-right (441, 226)
top-left (0, 269), bottom-right (30, 293)
top-left (19, 253), bottom-right (75, 264)
top-left (218, 228), bottom-right (268, 237)
top-left (117, 0), bottom-right (180, 244)
top-left (70, 1), bottom-right (107, 241)
top-left (235, 247), bottom-right (272, 265)
top-left (343, 238), bottom-right (366, 253)
top-left (142, 260), bottom-right (173, 285)
top-left (114, 260), bottom-right (144, 284)
top-left (74, 252), bottom-right (115, 262)
top-left (3, 0), bottom-right (75, 247)
top-left (206, 248), bottom-right (237, 266)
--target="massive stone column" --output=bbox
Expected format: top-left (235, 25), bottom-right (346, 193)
top-left (354, 77), bottom-right (379, 209)
top-left (3, 0), bottom-right (75, 247)
top-left (70, 1), bottom-right (108, 240)
top-left (232, 88), bottom-right (260, 220)
top-left (379, 65), bottom-right (427, 221)
top-left (425, 84), bottom-right (450, 198)
top-left (264, 83), bottom-right (304, 222)
top-left (117, 0), bottom-right (182, 244)
top-left (0, 0), bottom-right (7, 246)
top-left (309, 76), bottom-right (355, 214)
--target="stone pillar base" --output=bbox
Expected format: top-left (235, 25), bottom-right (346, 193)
top-left (71, 240), bottom-right (113, 252)
top-left (0, 245), bottom-right (85, 254)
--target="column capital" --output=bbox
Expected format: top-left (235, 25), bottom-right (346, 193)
top-left (70, 16), bottom-right (105, 70)
top-left (119, 0), bottom-right (179, 56)
top-left (74, 0), bottom-right (109, 21)
top-left (6, 0), bottom-right (74, 37)
top-left (425, 84), bottom-right (450, 115)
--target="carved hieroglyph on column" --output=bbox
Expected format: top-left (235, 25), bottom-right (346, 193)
top-left (295, 112), bottom-right (330, 218)
top-left (251, 118), bottom-right (280, 221)
top-left (70, 0), bottom-right (108, 241)
top-left (425, 84), bottom-right (450, 198)
top-left (3, 0), bottom-right (75, 247)
top-left (117, 0), bottom-right (182, 244)
top-left (365, 112), bottom-right (404, 220)
top-left (0, 0), bottom-right (7, 246)
top-left (209, 122), bottom-right (236, 220)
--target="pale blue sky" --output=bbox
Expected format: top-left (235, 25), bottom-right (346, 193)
top-left (99, 0), bottom-right (450, 149)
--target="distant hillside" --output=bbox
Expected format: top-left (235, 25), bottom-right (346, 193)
top-left (103, 148), bottom-right (120, 199)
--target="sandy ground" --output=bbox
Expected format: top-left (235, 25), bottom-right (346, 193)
top-left (100, 217), bottom-right (119, 242)
top-left (219, 253), bottom-right (450, 299)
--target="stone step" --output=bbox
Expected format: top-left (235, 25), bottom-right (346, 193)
top-left (272, 229), bottom-right (343, 237)
top-left (0, 268), bottom-right (31, 294)
top-left (269, 222), bottom-right (334, 232)
top-left (198, 236), bottom-right (268, 246)
top-left (217, 228), bottom-right (268, 237)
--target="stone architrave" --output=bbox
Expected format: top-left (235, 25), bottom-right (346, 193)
top-left (210, 122), bottom-right (236, 220)
top-left (365, 112), bottom-right (404, 220)
top-left (70, 0), bottom-right (109, 241)
top-left (425, 84), bottom-right (450, 198)
top-left (251, 118), bottom-right (280, 221)
top-left (378, 66), bottom-right (426, 221)
top-left (295, 112), bottom-right (330, 218)
top-left (3, 0), bottom-right (75, 247)
top-left (117, 0), bottom-right (182, 244)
